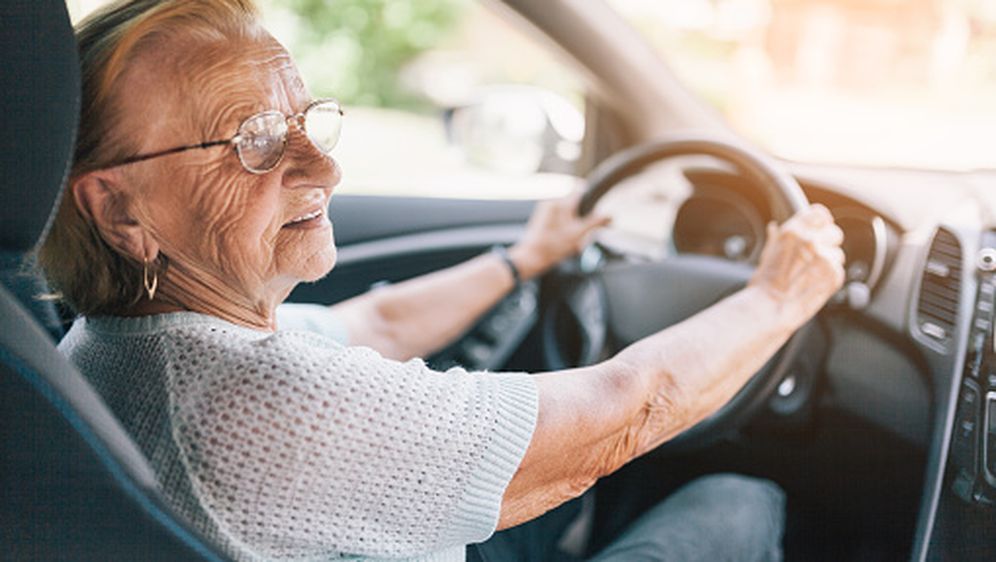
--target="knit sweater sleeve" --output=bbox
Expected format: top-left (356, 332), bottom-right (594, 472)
top-left (162, 322), bottom-right (537, 560)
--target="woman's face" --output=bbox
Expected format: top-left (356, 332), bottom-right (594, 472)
top-left (118, 34), bottom-right (341, 312)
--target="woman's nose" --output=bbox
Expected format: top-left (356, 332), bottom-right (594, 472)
top-left (281, 125), bottom-right (341, 188)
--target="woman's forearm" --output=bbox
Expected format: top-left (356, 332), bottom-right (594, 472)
top-left (498, 285), bottom-right (797, 529)
top-left (331, 252), bottom-right (519, 360)
top-left (330, 195), bottom-right (608, 359)
top-left (499, 205), bottom-right (845, 529)
top-left (615, 285), bottom-right (796, 453)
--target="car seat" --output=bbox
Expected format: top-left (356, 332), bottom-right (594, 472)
top-left (0, 1), bottom-right (225, 559)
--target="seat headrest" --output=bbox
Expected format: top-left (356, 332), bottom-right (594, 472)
top-left (0, 0), bottom-right (79, 252)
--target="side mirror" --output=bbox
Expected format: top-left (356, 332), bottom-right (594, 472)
top-left (445, 86), bottom-right (584, 175)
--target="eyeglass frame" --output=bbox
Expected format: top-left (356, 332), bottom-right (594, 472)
top-left (96, 98), bottom-right (344, 174)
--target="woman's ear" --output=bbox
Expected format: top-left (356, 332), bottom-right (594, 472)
top-left (72, 170), bottom-right (160, 262)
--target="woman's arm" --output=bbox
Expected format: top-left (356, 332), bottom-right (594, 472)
top-left (498, 205), bottom-right (845, 529)
top-left (330, 193), bottom-right (609, 360)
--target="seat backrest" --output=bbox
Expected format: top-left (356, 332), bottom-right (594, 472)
top-left (0, 286), bottom-right (221, 561)
top-left (0, 1), bottom-right (225, 559)
top-left (0, 0), bottom-right (79, 339)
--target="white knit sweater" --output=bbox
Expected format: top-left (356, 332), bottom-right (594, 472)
top-left (59, 305), bottom-right (538, 561)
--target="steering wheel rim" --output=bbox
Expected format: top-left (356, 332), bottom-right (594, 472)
top-left (568, 132), bottom-right (812, 454)
top-left (579, 132), bottom-right (806, 220)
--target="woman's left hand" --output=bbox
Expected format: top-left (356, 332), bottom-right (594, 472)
top-left (508, 190), bottom-right (611, 280)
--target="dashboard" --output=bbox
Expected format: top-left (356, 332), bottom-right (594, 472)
top-left (674, 168), bottom-right (898, 302)
top-left (314, 162), bottom-right (996, 560)
top-left (667, 164), bottom-right (996, 561)
top-left (351, 161), bottom-right (996, 561)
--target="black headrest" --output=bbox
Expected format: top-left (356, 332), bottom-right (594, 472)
top-left (0, 0), bottom-right (80, 252)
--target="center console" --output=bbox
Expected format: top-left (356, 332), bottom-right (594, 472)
top-left (950, 241), bottom-right (996, 504)
top-left (931, 233), bottom-right (996, 560)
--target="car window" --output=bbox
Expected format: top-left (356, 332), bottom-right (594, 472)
top-left (608, 0), bottom-right (996, 172)
top-left (68, 0), bottom-right (585, 200)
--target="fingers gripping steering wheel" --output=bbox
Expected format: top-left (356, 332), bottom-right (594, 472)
top-left (545, 133), bottom-right (815, 454)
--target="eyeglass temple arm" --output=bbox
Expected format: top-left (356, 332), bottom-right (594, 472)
top-left (105, 139), bottom-right (232, 168)
top-left (100, 101), bottom-right (342, 170)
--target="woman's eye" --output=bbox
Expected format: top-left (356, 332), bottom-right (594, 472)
top-left (246, 135), bottom-right (276, 149)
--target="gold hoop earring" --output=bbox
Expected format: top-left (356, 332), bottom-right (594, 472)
top-left (143, 257), bottom-right (158, 300)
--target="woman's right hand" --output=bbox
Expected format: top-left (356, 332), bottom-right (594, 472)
top-left (749, 204), bottom-right (846, 327)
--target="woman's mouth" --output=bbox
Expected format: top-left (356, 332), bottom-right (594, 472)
top-left (283, 207), bottom-right (328, 230)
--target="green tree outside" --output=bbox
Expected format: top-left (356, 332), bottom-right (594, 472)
top-left (265, 0), bottom-right (469, 110)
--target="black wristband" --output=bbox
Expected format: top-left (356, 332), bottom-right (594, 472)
top-left (491, 245), bottom-right (522, 287)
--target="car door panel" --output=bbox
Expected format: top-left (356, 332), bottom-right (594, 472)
top-left (289, 194), bottom-right (535, 304)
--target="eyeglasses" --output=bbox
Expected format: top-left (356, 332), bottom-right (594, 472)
top-left (100, 98), bottom-right (344, 174)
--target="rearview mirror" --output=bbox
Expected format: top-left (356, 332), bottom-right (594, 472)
top-left (445, 86), bottom-right (584, 175)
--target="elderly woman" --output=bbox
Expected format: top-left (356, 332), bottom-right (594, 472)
top-left (41, 1), bottom-right (845, 561)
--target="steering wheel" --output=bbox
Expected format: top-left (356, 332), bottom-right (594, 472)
top-left (543, 133), bottom-right (814, 454)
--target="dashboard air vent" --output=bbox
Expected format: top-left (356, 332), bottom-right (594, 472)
top-left (917, 228), bottom-right (962, 345)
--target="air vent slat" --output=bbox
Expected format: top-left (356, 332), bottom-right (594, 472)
top-left (916, 228), bottom-right (962, 346)
top-left (918, 300), bottom-right (958, 320)
top-left (920, 287), bottom-right (960, 306)
top-left (921, 283), bottom-right (960, 298)
top-left (932, 240), bottom-right (960, 251)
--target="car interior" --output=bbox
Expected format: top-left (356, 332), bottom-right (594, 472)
top-left (3, 0), bottom-right (996, 560)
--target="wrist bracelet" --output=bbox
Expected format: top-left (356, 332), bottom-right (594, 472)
top-left (491, 245), bottom-right (522, 287)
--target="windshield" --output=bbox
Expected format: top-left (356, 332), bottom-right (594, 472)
top-left (609, 0), bottom-right (996, 172)
top-left (69, 0), bottom-right (581, 200)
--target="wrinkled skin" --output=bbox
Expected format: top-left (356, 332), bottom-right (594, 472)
top-left (77, 35), bottom-right (341, 329)
top-left (74, 32), bottom-right (607, 332)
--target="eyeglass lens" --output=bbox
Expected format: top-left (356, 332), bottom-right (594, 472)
top-left (236, 112), bottom-right (288, 172)
top-left (305, 102), bottom-right (343, 154)
top-left (234, 101), bottom-right (342, 173)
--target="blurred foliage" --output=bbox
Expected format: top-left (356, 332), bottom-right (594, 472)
top-left (267, 0), bottom-right (468, 109)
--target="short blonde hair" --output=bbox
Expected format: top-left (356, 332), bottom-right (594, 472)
top-left (39, 0), bottom-right (262, 316)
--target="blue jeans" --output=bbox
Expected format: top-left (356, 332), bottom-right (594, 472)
top-left (471, 473), bottom-right (785, 562)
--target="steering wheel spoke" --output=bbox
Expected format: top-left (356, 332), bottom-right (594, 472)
top-left (600, 255), bottom-right (753, 347)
